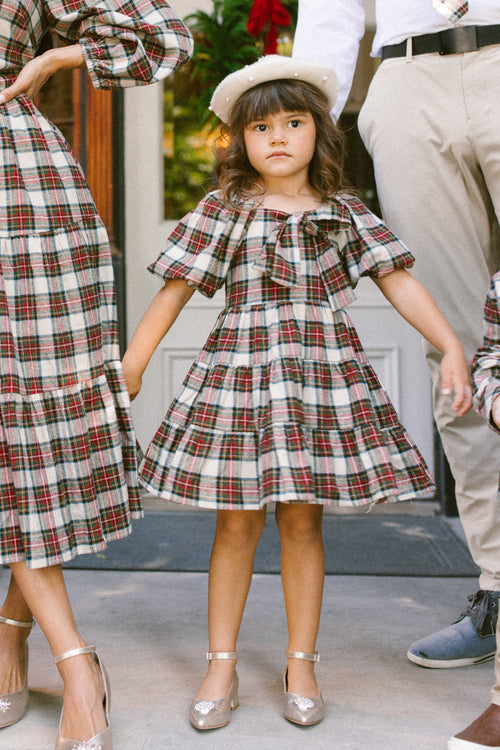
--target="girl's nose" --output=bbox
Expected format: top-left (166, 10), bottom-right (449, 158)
top-left (270, 130), bottom-right (286, 144)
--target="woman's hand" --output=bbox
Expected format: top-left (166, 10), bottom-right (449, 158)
top-left (439, 349), bottom-right (473, 417)
top-left (0, 44), bottom-right (85, 104)
top-left (0, 55), bottom-right (56, 103)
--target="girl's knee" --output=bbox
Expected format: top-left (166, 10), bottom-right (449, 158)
top-left (215, 509), bottom-right (266, 546)
top-left (275, 504), bottom-right (323, 544)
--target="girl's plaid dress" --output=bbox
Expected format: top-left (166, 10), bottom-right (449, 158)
top-left (0, 0), bottom-right (192, 568)
top-left (471, 272), bottom-right (500, 435)
top-left (140, 191), bottom-right (435, 509)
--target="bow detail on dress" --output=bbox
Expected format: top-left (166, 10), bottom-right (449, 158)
top-left (253, 213), bottom-right (329, 288)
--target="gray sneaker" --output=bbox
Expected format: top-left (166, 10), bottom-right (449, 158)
top-left (407, 590), bottom-right (500, 668)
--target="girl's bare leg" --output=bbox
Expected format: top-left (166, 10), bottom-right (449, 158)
top-left (8, 561), bottom-right (106, 742)
top-left (275, 503), bottom-right (324, 697)
top-left (196, 508), bottom-right (267, 700)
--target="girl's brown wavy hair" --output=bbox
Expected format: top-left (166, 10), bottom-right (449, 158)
top-left (215, 78), bottom-right (346, 207)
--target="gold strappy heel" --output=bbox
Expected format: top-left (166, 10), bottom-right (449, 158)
top-left (0, 614), bottom-right (34, 729)
top-left (283, 650), bottom-right (324, 726)
top-left (189, 651), bottom-right (239, 730)
top-left (53, 645), bottom-right (111, 750)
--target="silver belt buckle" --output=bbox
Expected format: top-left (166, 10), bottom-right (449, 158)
top-left (439, 26), bottom-right (479, 55)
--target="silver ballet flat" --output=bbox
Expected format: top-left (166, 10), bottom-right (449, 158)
top-left (283, 650), bottom-right (324, 726)
top-left (189, 651), bottom-right (239, 730)
top-left (0, 614), bottom-right (35, 728)
top-left (54, 645), bottom-right (112, 750)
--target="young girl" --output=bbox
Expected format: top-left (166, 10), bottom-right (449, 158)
top-left (449, 274), bottom-right (500, 750)
top-left (122, 55), bottom-right (472, 731)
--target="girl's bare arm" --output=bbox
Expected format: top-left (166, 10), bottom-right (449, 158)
top-left (122, 279), bottom-right (195, 400)
top-left (374, 269), bottom-right (472, 416)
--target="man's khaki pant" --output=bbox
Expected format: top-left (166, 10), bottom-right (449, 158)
top-left (357, 43), bottom-right (500, 699)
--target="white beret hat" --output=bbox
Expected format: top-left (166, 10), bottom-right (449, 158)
top-left (209, 55), bottom-right (338, 125)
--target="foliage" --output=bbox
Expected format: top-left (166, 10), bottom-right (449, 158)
top-left (164, 73), bottom-right (218, 218)
top-left (185, 0), bottom-right (260, 128)
top-left (164, 0), bottom-right (300, 218)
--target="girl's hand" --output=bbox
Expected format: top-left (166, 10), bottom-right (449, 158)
top-left (492, 394), bottom-right (500, 430)
top-left (0, 45), bottom-right (85, 104)
top-left (374, 270), bottom-right (472, 417)
top-left (440, 349), bottom-right (473, 417)
top-left (122, 357), bottom-right (143, 402)
top-left (121, 279), bottom-right (195, 402)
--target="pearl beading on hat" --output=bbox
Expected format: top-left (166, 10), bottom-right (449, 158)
top-left (209, 73), bottom-right (330, 114)
top-left (209, 56), bottom-right (337, 121)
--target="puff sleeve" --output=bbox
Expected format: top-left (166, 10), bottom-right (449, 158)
top-left (337, 196), bottom-right (415, 286)
top-left (45, 0), bottom-right (193, 88)
top-left (148, 192), bottom-right (251, 298)
top-left (471, 273), bottom-right (500, 434)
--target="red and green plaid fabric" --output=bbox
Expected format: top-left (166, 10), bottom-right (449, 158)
top-left (0, 0), bottom-right (192, 568)
top-left (140, 192), bottom-right (435, 509)
top-left (431, 0), bottom-right (468, 22)
top-left (471, 272), bottom-right (500, 434)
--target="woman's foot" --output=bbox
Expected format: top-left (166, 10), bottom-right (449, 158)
top-left (453, 704), bottom-right (500, 746)
top-left (0, 618), bottom-right (30, 696)
top-left (56, 649), bottom-right (107, 741)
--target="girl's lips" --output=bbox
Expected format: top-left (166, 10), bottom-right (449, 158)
top-left (268, 151), bottom-right (290, 158)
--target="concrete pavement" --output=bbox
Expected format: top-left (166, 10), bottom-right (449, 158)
top-left (0, 565), bottom-right (492, 750)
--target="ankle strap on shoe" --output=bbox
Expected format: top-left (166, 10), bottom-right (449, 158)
top-left (0, 614), bottom-right (35, 629)
top-left (53, 645), bottom-right (97, 664)
top-left (206, 651), bottom-right (237, 660)
top-left (286, 650), bottom-right (320, 663)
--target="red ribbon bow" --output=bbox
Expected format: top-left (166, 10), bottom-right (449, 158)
top-left (247, 0), bottom-right (291, 55)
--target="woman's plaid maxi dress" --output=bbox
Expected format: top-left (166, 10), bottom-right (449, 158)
top-left (0, 0), bottom-right (192, 568)
top-left (140, 191), bottom-right (435, 509)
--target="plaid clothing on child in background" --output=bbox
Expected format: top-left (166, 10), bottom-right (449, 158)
top-left (471, 272), bottom-right (500, 435)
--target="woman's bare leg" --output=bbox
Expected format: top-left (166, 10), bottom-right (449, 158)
top-left (9, 561), bottom-right (106, 741)
top-left (275, 503), bottom-right (324, 697)
top-left (0, 574), bottom-right (32, 696)
top-left (196, 508), bottom-right (267, 700)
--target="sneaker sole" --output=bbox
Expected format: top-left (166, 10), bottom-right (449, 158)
top-left (407, 649), bottom-right (496, 669)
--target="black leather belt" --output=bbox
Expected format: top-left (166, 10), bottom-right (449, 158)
top-left (381, 24), bottom-right (500, 60)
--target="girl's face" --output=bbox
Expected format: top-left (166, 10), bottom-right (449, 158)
top-left (243, 109), bottom-right (316, 189)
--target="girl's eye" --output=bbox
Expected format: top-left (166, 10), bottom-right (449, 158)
top-left (256, 123), bottom-right (268, 132)
top-left (289, 120), bottom-right (301, 128)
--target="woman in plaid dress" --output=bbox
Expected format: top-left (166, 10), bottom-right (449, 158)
top-left (0, 1), bottom-right (192, 747)
top-left (450, 274), bottom-right (500, 750)
top-left (123, 56), bottom-right (472, 731)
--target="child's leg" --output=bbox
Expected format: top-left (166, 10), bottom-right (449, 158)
top-left (196, 508), bottom-right (267, 700)
top-left (275, 503), bottom-right (324, 697)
